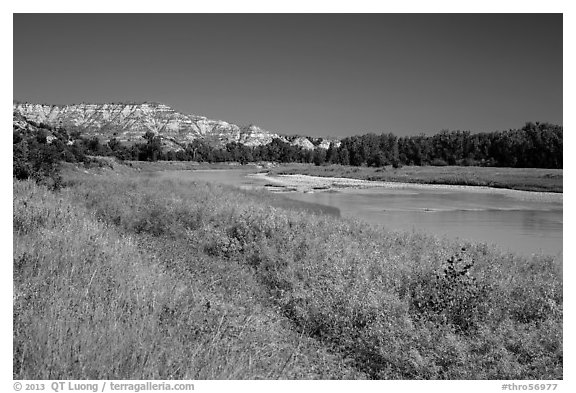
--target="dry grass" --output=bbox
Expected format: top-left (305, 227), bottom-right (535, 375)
top-left (13, 180), bottom-right (363, 379)
top-left (13, 166), bottom-right (563, 379)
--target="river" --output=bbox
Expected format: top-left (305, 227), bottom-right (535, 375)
top-left (170, 169), bottom-right (563, 260)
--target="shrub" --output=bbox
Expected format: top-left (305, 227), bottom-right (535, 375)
top-left (13, 139), bottom-right (63, 189)
top-left (410, 249), bottom-right (491, 333)
top-left (430, 158), bottom-right (448, 166)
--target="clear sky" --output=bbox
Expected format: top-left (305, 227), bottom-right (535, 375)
top-left (13, 13), bottom-right (563, 137)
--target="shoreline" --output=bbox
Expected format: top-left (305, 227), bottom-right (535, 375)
top-left (251, 173), bottom-right (563, 203)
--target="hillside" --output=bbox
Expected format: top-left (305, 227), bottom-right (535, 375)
top-left (13, 102), bottom-right (339, 151)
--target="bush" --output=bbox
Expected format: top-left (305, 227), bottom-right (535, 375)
top-left (410, 249), bottom-right (491, 333)
top-left (430, 158), bottom-right (448, 166)
top-left (13, 139), bottom-right (63, 189)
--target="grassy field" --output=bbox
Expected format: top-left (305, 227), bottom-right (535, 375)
top-left (269, 164), bottom-right (563, 193)
top-left (13, 163), bottom-right (562, 379)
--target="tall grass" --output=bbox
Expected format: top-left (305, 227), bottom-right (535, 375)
top-left (14, 169), bottom-right (563, 379)
top-left (13, 180), bottom-right (362, 379)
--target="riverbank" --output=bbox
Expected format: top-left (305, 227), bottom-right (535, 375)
top-left (112, 161), bottom-right (563, 193)
top-left (253, 172), bottom-right (563, 203)
top-left (14, 166), bottom-right (563, 379)
top-left (269, 164), bottom-right (563, 193)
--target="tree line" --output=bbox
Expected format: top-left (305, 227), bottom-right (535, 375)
top-left (336, 122), bottom-right (562, 169)
top-left (106, 122), bottom-right (562, 169)
top-left (14, 120), bottom-right (563, 188)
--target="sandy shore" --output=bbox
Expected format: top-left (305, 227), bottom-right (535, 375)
top-left (249, 173), bottom-right (563, 203)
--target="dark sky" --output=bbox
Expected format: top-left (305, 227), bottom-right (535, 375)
top-left (13, 14), bottom-right (563, 137)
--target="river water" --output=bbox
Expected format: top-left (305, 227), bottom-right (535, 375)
top-left (173, 169), bottom-right (563, 260)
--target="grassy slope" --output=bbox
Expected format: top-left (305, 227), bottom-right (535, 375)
top-left (14, 165), bottom-right (563, 379)
top-left (13, 180), bottom-right (363, 379)
top-left (270, 164), bottom-right (563, 193)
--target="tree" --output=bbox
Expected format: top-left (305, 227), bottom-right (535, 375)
top-left (326, 142), bottom-right (337, 164)
top-left (313, 148), bottom-right (326, 166)
top-left (338, 147), bottom-right (350, 166)
top-left (143, 131), bottom-right (163, 161)
top-left (108, 137), bottom-right (121, 151)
